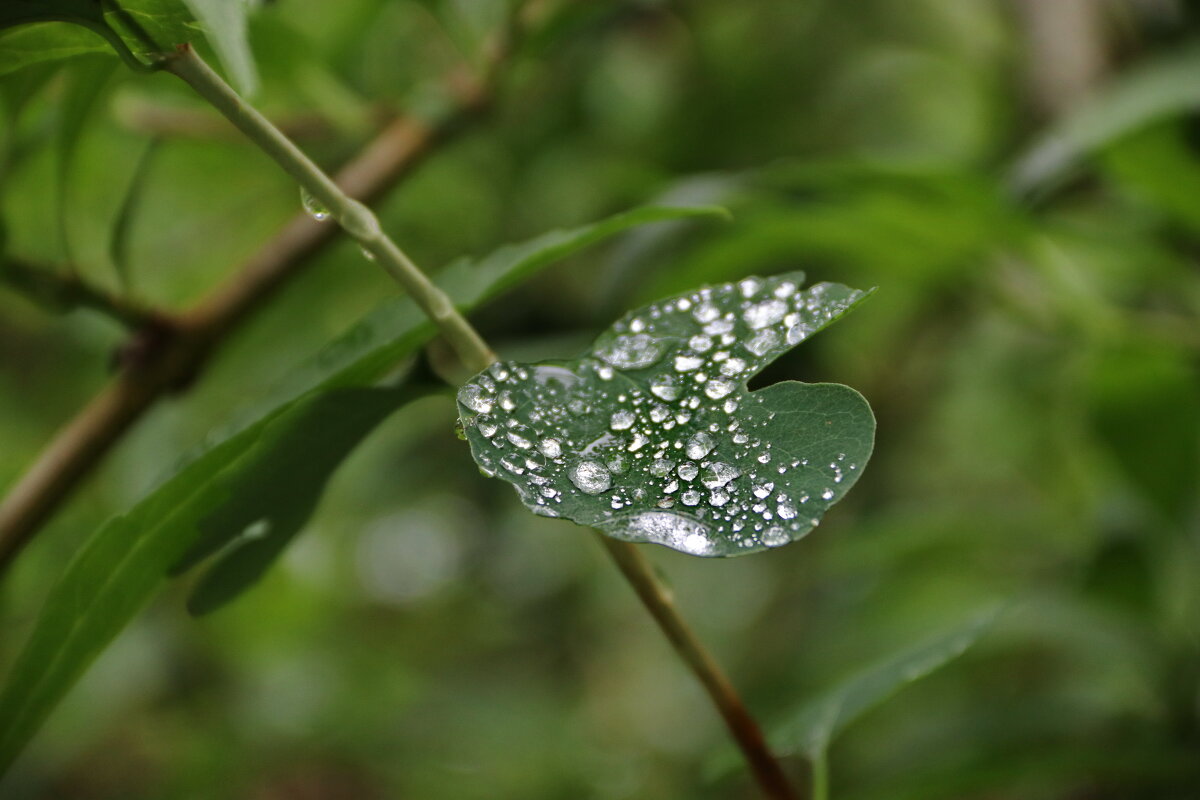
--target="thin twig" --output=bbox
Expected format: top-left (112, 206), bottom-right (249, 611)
top-left (596, 535), bottom-right (798, 800)
top-left (0, 90), bottom-right (493, 573)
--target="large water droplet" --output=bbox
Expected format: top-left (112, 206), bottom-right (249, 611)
top-left (704, 378), bottom-right (735, 400)
top-left (743, 298), bottom-right (787, 329)
top-left (674, 354), bottom-right (704, 372)
top-left (745, 328), bottom-right (782, 357)
top-left (570, 461), bottom-right (612, 494)
top-left (650, 375), bottom-right (680, 401)
top-left (821, 487), bottom-right (835, 501)
top-left (597, 333), bottom-right (666, 370)
top-left (620, 511), bottom-right (715, 556)
top-left (610, 409), bottom-right (635, 430)
top-left (539, 438), bottom-right (562, 458)
top-left (677, 462), bottom-right (699, 481)
top-left (458, 384), bottom-right (493, 413)
top-left (701, 461), bottom-right (740, 489)
top-left (300, 187), bottom-right (331, 221)
top-left (685, 432), bottom-right (715, 460)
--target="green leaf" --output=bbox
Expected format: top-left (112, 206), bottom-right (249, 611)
top-left (0, 22), bottom-right (112, 76)
top-left (1011, 42), bottom-right (1200, 193)
top-left (774, 606), bottom-right (1002, 760)
top-left (54, 57), bottom-right (117, 261)
top-left (0, 385), bottom-right (415, 776)
top-left (457, 272), bottom-right (875, 556)
top-left (179, 0), bottom-right (257, 95)
top-left (0, 204), bottom-right (722, 777)
top-left (178, 385), bottom-right (422, 615)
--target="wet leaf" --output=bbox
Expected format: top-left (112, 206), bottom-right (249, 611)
top-left (457, 272), bottom-right (875, 556)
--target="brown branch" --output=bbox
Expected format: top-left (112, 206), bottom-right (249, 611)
top-left (0, 62), bottom-right (500, 575)
top-left (0, 258), bottom-right (162, 330)
top-left (595, 534), bottom-right (798, 800)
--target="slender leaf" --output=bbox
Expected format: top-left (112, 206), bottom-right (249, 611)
top-left (775, 605), bottom-right (1003, 759)
top-left (457, 272), bottom-right (875, 556)
top-left (1011, 43), bottom-right (1200, 193)
top-left (0, 204), bottom-right (723, 777)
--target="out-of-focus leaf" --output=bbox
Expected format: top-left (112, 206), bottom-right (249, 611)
top-left (1011, 43), bottom-right (1200, 193)
top-left (179, 0), bottom-right (257, 95)
top-left (0, 204), bottom-right (724, 777)
top-left (0, 383), bottom-right (416, 776)
top-left (457, 272), bottom-right (874, 556)
top-left (1088, 345), bottom-right (1200, 523)
top-left (0, 23), bottom-right (113, 75)
top-left (108, 136), bottom-right (159, 287)
top-left (1100, 121), bottom-right (1200, 233)
top-left (774, 605), bottom-right (1002, 759)
top-left (54, 57), bottom-right (117, 261)
top-left (178, 386), bottom-right (421, 615)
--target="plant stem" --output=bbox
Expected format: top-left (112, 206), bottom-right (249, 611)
top-left (596, 534), bottom-right (797, 800)
top-left (161, 45), bottom-right (496, 374)
top-left (117, 43), bottom-right (796, 800)
top-left (811, 750), bottom-right (830, 800)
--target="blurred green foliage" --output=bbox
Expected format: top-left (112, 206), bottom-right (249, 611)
top-left (1, 0), bottom-right (1198, 798)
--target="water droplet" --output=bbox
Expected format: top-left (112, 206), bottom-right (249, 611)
top-left (681, 490), bottom-right (701, 506)
top-left (506, 431), bottom-right (532, 449)
top-left (776, 502), bottom-right (797, 520)
top-left (498, 391), bottom-right (516, 411)
top-left (610, 409), bottom-right (635, 430)
top-left (539, 438), bottom-right (562, 458)
top-left (821, 488), bottom-right (835, 501)
top-left (478, 419), bottom-right (499, 438)
top-left (597, 333), bottom-right (666, 370)
top-left (689, 335), bottom-right (714, 352)
top-left (739, 277), bottom-right (762, 297)
top-left (677, 462), bottom-right (699, 481)
top-left (693, 303), bottom-right (720, 323)
top-left (720, 357), bottom-right (747, 376)
top-left (762, 526), bottom-right (789, 547)
top-left (300, 187), bottom-right (331, 221)
top-left (743, 298), bottom-right (787, 329)
top-left (685, 432), bottom-right (715, 460)
top-left (745, 328), bottom-right (782, 357)
top-left (458, 384), bottom-right (493, 413)
top-left (786, 321), bottom-right (813, 345)
top-left (650, 375), bottom-right (681, 401)
top-left (674, 354), bottom-right (704, 372)
top-left (649, 404), bottom-right (670, 423)
top-left (753, 482), bottom-right (774, 499)
top-left (701, 461), bottom-right (740, 489)
top-left (570, 461), bottom-right (612, 494)
top-left (709, 489), bottom-right (730, 507)
top-left (704, 378), bottom-right (735, 399)
top-left (649, 458), bottom-right (675, 477)
top-left (620, 511), bottom-right (714, 556)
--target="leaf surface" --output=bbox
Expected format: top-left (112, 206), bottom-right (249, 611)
top-left (457, 272), bottom-right (874, 556)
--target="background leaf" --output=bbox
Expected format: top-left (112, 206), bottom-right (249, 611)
top-left (457, 272), bottom-right (875, 556)
top-left (774, 605), bottom-right (1003, 760)
top-left (0, 203), bottom-right (722, 777)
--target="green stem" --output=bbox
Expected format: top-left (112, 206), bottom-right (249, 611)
top-left (159, 44), bottom-right (792, 800)
top-left (161, 45), bottom-right (496, 374)
top-left (811, 750), bottom-right (829, 800)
